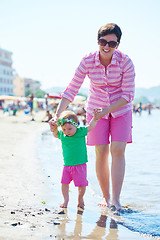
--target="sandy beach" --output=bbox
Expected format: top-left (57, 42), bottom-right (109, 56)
top-left (0, 110), bottom-right (155, 240)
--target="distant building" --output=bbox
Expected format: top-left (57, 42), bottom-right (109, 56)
top-left (0, 48), bottom-right (14, 96)
top-left (13, 74), bottom-right (25, 97)
top-left (24, 78), bottom-right (41, 96)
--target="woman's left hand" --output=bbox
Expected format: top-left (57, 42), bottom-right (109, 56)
top-left (93, 108), bottom-right (108, 120)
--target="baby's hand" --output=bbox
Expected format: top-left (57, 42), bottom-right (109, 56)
top-left (93, 108), bottom-right (102, 121)
top-left (49, 119), bottom-right (58, 132)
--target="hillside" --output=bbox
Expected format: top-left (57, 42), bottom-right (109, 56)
top-left (46, 85), bottom-right (160, 103)
top-left (45, 86), bottom-right (89, 96)
top-left (135, 86), bottom-right (160, 99)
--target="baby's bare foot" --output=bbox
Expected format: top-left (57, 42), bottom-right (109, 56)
top-left (60, 204), bottom-right (67, 208)
top-left (60, 200), bottom-right (68, 208)
top-left (77, 198), bottom-right (85, 210)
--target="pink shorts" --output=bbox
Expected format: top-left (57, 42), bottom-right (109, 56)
top-left (61, 163), bottom-right (88, 187)
top-left (86, 111), bottom-right (132, 145)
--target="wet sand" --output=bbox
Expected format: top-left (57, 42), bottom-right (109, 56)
top-left (0, 110), bottom-right (154, 240)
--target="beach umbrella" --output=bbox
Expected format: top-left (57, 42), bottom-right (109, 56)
top-left (72, 95), bottom-right (86, 104)
top-left (48, 93), bottom-right (61, 99)
top-left (0, 95), bottom-right (19, 101)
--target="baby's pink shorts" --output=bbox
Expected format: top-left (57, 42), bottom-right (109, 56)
top-left (61, 163), bottom-right (88, 187)
top-left (86, 111), bottom-right (132, 146)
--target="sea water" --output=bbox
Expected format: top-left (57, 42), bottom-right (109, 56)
top-left (37, 109), bottom-right (160, 238)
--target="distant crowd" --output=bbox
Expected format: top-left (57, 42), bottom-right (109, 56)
top-left (133, 102), bottom-right (160, 115)
top-left (0, 93), bottom-right (159, 120)
top-left (0, 93), bottom-right (86, 124)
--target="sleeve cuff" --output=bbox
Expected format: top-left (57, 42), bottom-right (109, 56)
top-left (122, 94), bottom-right (133, 103)
top-left (60, 92), bottom-right (74, 102)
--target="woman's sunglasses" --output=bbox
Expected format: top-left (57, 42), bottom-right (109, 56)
top-left (98, 38), bottom-right (118, 48)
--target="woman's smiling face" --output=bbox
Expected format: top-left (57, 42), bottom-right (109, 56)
top-left (99, 34), bottom-right (119, 60)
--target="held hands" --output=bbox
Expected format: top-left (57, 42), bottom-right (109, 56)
top-left (49, 117), bottom-right (59, 138)
top-left (49, 118), bottom-right (58, 132)
top-left (87, 108), bottom-right (107, 132)
top-left (93, 107), bottom-right (109, 120)
top-left (92, 109), bottom-right (100, 122)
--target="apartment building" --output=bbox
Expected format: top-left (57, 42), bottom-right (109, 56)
top-left (0, 48), bottom-right (14, 95)
top-left (13, 74), bottom-right (25, 97)
top-left (24, 78), bottom-right (41, 96)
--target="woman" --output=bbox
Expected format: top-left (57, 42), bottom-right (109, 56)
top-left (50, 23), bottom-right (135, 210)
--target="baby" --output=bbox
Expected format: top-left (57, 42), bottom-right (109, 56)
top-left (49, 110), bottom-right (98, 209)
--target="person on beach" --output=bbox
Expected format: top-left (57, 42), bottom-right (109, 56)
top-left (29, 93), bottom-right (34, 121)
top-left (50, 23), bottom-right (135, 211)
top-left (42, 110), bottom-right (52, 122)
top-left (50, 110), bottom-right (98, 209)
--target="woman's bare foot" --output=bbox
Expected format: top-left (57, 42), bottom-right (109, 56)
top-left (98, 197), bottom-right (110, 208)
top-left (111, 200), bottom-right (123, 210)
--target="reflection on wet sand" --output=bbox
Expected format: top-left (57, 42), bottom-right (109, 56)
top-left (73, 209), bottom-right (84, 239)
top-left (87, 213), bottom-right (118, 240)
top-left (57, 208), bottom-right (84, 240)
top-left (56, 208), bottom-right (119, 240)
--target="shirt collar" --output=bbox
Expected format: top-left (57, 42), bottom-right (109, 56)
top-left (95, 50), bottom-right (119, 66)
top-left (111, 50), bottom-right (118, 65)
top-left (95, 51), bottom-right (101, 66)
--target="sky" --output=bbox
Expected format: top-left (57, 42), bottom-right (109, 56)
top-left (0, 0), bottom-right (160, 91)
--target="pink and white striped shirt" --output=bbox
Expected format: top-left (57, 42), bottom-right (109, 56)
top-left (61, 50), bottom-right (135, 118)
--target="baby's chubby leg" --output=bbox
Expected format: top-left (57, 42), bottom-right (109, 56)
top-left (77, 186), bottom-right (86, 210)
top-left (60, 184), bottom-right (69, 208)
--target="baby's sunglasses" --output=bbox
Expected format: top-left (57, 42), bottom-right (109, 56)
top-left (98, 38), bottom-right (118, 48)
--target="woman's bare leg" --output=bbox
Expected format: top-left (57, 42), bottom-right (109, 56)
top-left (110, 141), bottom-right (126, 210)
top-left (95, 144), bottom-right (110, 207)
top-left (60, 184), bottom-right (69, 208)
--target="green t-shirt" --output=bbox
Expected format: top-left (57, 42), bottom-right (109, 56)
top-left (57, 127), bottom-right (88, 166)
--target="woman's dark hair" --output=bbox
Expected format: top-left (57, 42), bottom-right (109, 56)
top-left (98, 23), bottom-right (122, 42)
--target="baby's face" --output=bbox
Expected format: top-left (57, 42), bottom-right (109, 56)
top-left (61, 123), bottom-right (77, 136)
